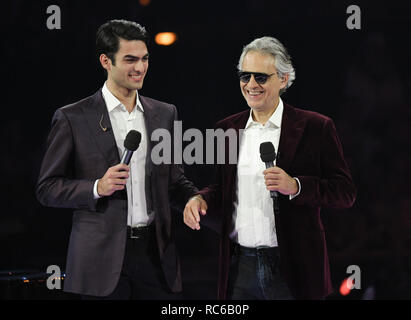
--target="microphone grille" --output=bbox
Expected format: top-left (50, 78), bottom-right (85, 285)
top-left (124, 130), bottom-right (141, 151)
top-left (259, 142), bottom-right (276, 162)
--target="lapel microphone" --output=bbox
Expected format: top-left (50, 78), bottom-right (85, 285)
top-left (121, 130), bottom-right (142, 165)
top-left (99, 114), bottom-right (108, 132)
top-left (259, 141), bottom-right (278, 199)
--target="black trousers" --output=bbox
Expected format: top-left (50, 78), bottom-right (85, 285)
top-left (82, 226), bottom-right (182, 300)
top-left (227, 243), bottom-right (294, 300)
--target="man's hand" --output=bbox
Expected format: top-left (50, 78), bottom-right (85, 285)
top-left (263, 166), bottom-right (299, 196)
top-left (183, 195), bottom-right (208, 230)
top-left (97, 164), bottom-right (130, 197)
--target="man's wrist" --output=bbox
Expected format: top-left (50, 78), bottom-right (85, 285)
top-left (289, 177), bottom-right (301, 200)
top-left (93, 179), bottom-right (102, 199)
top-left (188, 194), bottom-right (203, 202)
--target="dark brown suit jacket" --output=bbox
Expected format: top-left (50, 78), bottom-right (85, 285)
top-left (199, 103), bottom-right (356, 299)
top-left (36, 89), bottom-right (197, 297)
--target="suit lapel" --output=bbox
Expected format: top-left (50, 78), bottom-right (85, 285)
top-left (139, 96), bottom-right (169, 240)
top-left (277, 104), bottom-right (306, 171)
top-left (82, 89), bottom-right (120, 167)
top-left (228, 110), bottom-right (249, 162)
top-left (225, 110), bottom-right (249, 203)
top-left (140, 96), bottom-right (162, 175)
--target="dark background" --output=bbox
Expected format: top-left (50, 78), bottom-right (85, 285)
top-left (1, 0), bottom-right (410, 299)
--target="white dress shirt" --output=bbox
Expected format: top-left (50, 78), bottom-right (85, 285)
top-left (93, 83), bottom-right (152, 227)
top-left (230, 98), bottom-right (300, 248)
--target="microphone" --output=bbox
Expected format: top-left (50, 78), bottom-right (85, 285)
top-left (259, 142), bottom-right (278, 199)
top-left (120, 130), bottom-right (142, 165)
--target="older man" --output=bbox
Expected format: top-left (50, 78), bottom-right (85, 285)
top-left (184, 37), bottom-right (356, 300)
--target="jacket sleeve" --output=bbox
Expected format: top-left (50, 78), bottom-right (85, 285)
top-left (36, 108), bottom-right (97, 211)
top-left (292, 118), bottom-right (356, 209)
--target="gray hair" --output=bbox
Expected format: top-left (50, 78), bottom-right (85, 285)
top-left (238, 36), bottom-right (296, 95)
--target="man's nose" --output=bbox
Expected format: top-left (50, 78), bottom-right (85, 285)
top-left (133, 60), bottom-right (146, 73)
top-left (246, 75), bottom-right (260, 88)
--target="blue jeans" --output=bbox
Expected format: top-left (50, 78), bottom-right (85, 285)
top-left (227, 243), bottom-right (294, 300)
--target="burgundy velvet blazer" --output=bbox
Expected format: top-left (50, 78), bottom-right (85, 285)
top-left (199, 103), bottom-right (356, 300)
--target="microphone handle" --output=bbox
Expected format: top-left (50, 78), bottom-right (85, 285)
top-left (120, 149), bottom-right (134, 165)
top-left (265, 161), bottom-right (278, 198)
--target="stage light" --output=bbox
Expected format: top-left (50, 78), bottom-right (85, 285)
top-left (155, 32), bottom-right (178, 46)
top-left (340, 277), bottom-right (354, 296)
top-left (21, 276), bottom-right (29, 283)
top-left (139, 0), bottom-right (151, 6)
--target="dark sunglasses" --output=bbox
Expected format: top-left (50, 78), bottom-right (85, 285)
top-left (238, 71), bottom-right (277, 84)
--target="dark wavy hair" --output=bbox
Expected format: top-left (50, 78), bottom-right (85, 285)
top-left (96, 19), bottom-right (149, 65)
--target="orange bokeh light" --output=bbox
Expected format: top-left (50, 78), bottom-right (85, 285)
top-left (139, 0), bottom-right (151, 6)
top-left (155, 32), bottom-right (178, 46)
top-left (339, 278), bottom-right (354, 296)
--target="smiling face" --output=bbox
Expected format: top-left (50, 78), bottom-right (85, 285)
top-left (100, 38), bottom-right (149, 95)
top-left (240, 50), bottom-right (287, 115)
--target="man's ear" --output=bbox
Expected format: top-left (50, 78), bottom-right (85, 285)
top-left (99, 54), bottom-right (111, 72)
top-left (279, 73), bottom-right (289, 89)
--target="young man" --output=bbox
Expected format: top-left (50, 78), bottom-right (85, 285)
top-left (36, 19), bottom-right (198, 299)
top-left (184, 37), bottom-right (356, 300)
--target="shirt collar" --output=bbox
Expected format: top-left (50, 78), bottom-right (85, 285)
top-left (102, 82), bottom-right (144, 113)
top-left (245, 97), bottom-right (284, 129)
